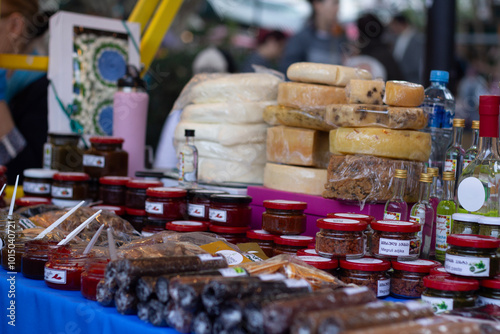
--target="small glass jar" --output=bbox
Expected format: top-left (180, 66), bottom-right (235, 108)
top-left (141, 218), bottom-right (168, 237)
top-left (51, 172), bottom-right (89, 207)
top-left (99, 176), bottom-right (131, 206)
top-left (209, 194), bottom-right (252, 227)
top-left (16, 197), bottom-right (51, 208)
top-left (91, 205), bottom-right (125, 217)
top-left (273, 235), bottom-right (314, 256)
top-left (145, 187), bottom-right (187, 220)
top-left (81, 257), bottom-right (110, 301)
top-left (1, 237), bottom-right (30, 272)
top-left (21, 239), bottom-right (60, 280)
top-left (478, 216), bottom-right (500, 238)
top-left (445, 234), bottom-right (500, 278)
top-left (209, 225), bottom-right (250, 244)
top-left (390, 259), bottom-right (441, 299)
top-left (43, 133), bottom-right (83, 171)
top-left (370, 220), bottom-right (420, 260)
top-left (23, 169), bottom-right (57, 198)
top-left (188, 189), bottom-right (228, 222)
top-left (166, 221), bottom-right (208, 233)
top-left (422, 275), bottom-right (479, 314)
top-left (297, 248), bottom-right (319, 256)
top-left (430, 266), bottom-right (449, 276)
top-left (338, 258), bottom-right (391, 298)
top-left (477, 278), bottom-right (500, 307)
top-left (125, 208), bottom-right (147, 232)
top-left (262, 200), bottom-right (307, 235)
top-left (125, 179), bottom-right (163, 209)
top-left (246, 230), bottom-right (275, 258)
top-left (315, 218), bottom-right (367, 259)
top-left (45, 246), bottom-right (93, 290)
top-left (451, 213), bottom-right (480, 235)
top-left (297, 255), bottom-right (338, 276)
top-left (83, 137), bottom-right (128, 178)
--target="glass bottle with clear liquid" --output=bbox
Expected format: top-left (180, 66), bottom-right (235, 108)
top-left (435, 171), bottom-right (456, 263)
top-left (463, 120), bottom-right (479, 171)
top-left (444, 118), bottom-right (465, 181)
top-left (383, 169), bottom-right (408, 221)
top-left (410, 173), bottom-right (435, 259)
top-left (178, 129), bottom-right (198, 188)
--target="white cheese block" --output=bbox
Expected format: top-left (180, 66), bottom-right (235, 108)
top-left (199, 157), bottom-right (264, 184)
top-left (277, 82), bottom-right (346, 111)
top-left (264, 163), bottom-right (327, 196)
top-left (287, 62), bottom-right (372, 87)
top-left (175, 121), bottom-right (267, 146)
top-left (196, 140), bottom-right (266, 164)
top-left (181, 101), bottom-right (275, 124)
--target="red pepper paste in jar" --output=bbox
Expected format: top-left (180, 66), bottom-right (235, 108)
top-left (390, 259), bottom-right (441, 299)
top-left (16, 197), bottom-right (51, 208)
top-left (99, 176), bottom-right (131, 206)
top-left (370, 220), bottom-right (420, 260)
top-left (262, 200), bottom-right (307, 235)
top-left (21, 239), bottom-right (60, 280)
top-left (145, 187), bottom-right (187, 220)
top-left (125, 179), bottom-right (163, 209)
top-left (44, 246), bottom-right (93, 290)
top-left (23, 169), bottom-right (57, 198)
top-left (81, 257), bottom-right (110, 301)
top-left (297, 255), bottom-right (338, 276)
top-left (91, 205), bottom-right (125, 217)
top-left (273, 235), bottom-right (314, 256)
top-left (51, 172), bottom-right (90, 207)
top-left (125, 208), bottom-right (147, 232)
top-left (188, 189), bottom-right (228, 222)
top-left (166, 221), bottom-right (208, 232)
top-left (315, 218), bottom-right (368, 259)
top-left (209, 225), bottom-right (250, 244)
top-left (246, 230), bottom-right (275, 258)
top-left (209, 195), bottom-right (252, 227)
top-left (339, 258), bottom-right (391, 298)
top-left (141, 217), bottom-right (169, 237)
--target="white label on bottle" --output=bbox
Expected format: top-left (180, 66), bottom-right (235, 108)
top-left (383, 211), bottom-right (401, 220)
top-left (378, 237), bottom-right (410, 256)
top-left (145, 201), bottom-right (164, 215)
top-left (23, 181), bottom-right (51, 194)
top-left (218, 267), bottom-right (247, 277)
top-left (436, 214), bottom-right (452, 252)
top-left (43, 143), bottom-right (52, 169)
top-left (258, 273), bottom-right (287, 281)
top-left (445, 254), bottom-right (490, 277)
top-left (215, 250), bottom-right (243, 265)
top-left (410, 215), bottom-right (423, 241)
top-left (477, 296), bottom-right (500, 307)
top-left (44, 267), bottom-right (67, 284)
top-left (377, 279), bottom-right (390, 297)
top-left (421, 295), bottom-right (454, 314)
top-left (444, 159), bottom-right (457, 175)
top-left (463, 159), bottom-right (473, 171)
top-left (51, 186), bottom-right (73, 198)
top-left (284, 279), bottom-right (311, 290)
top-left (188, 204), bottom-right (205, 218)
top-left (457, 177), bottom-right (486, 212)
top-left (209, 209), bottom-right (227, 222)
top-left (83, 154), bottom-right (105, 168)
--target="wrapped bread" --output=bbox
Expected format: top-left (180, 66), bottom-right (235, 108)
top-left (278, 82), bottom-right (346, 111)
top-left (287, 62), bottom-right (372, 86)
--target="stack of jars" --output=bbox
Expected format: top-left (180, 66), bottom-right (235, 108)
top-left (207, 194), bottom-right (253, 244)
top-left (124, 179), bottom-right (162, 233)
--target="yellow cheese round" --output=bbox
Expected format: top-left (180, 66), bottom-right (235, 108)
top-left (278, 82), bottom-right (346, 111)
top-left (287, 62), bottom-right (372, 86)
top-left (384, 81), bottom-right (424, 107)
top-left (264, 163), bottom-right (327, 196)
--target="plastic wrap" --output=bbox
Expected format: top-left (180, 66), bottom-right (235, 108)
top-left (323, 154), bottom-right (425, 206)
top-left (277, 82), bottom-right (346, 111)
top-left (329, 127), bottom-right (431, 162)
top-left (198, 157), bottom-right (265, 184)
top-left (267, 126), bottom-right (330, 168)
top-left (194, 141), bottom-right (266, 164)
top-left (346, 79), bottom-right (385, 105)
top-left (264, 163), bottom-right (327, 196)
top-left (15, 204), bottom-right (60, 218)
top-left (286, 62), bottom-right (372, 87)
top-left (180, 101), bottom-right (274, 124)
top-left (384, 80), bottom-right (425, 107)
top-left (263, 105), bottom-right (335, 132)
top-left (326, 104), bottom-right (427, 130)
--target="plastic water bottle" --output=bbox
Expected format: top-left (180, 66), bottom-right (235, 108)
top-left (424, 70), bottom-right (455, 129)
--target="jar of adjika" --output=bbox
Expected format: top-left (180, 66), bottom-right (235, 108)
top-left (370, 221), bottom-right (420, 260)
top-left (297, 256), bottom-right (338, 276)
top-left (81, 257), bottom-right (110, 301)
top-left (451, 213), bottom-right (480, 235)
top-left (316, 218), bottom-right (367, 259)
top-left (445, 234), bottom-right (500, 278)
top-left (51, 172), bottom-right (89, 207)
top-left (16, 197), bottom-right (51, 208)
top-left (422, 275), bottom-right (479, 314)
top-left (209, 225), bottom-right (250, 245)
top-left (125, 208), bottom-right (146, 233)
top-left (23, 169), bottom-right (57, 198)
top-left (188, 189), bottom-right (228, 222)
top-left (430, 266), bottom-right (449, 276)
top-left (273, 235), bottom-right (314, 256)
top-left (209, 195), bottom-right (252, 227)
top-left (338, 258), bottom-right (391, 298)
top-left (141, 218), bottom-right (168, 237)
top-left (262, 200), bottom-right (307, 235)
top-left (145, 187), bottom-right (187, 220)
top-left (43, 133), bottom-right (83, 171)
top-left (99, 176), bottom-right (131, 206)
top-left (327, 213), bottom-right (375, 223)
top-left (91, 205), bottom-right (125, 217)
top-left (125, 179), bottom-right (163, 209)
top-left (166, 221), bottom-right (208, 233)
top-left (21, 239), bottom-right (60, 280)
top-left (390, 259), bottom-right (441, 299)
top-left (83, 137), bottom-right (128, 178)
top-left (478, 216), bottom-right (500, 238)
top-left (477, 278), bottom-right (500, 307)
top-left (45, 246), bottom-right (93, 290)
top-left (246, 230), bottom-right (275, 258)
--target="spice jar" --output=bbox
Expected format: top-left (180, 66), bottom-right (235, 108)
top-left (145, 187), bottom-right (187, 220)
top-left (209, 225), bottom-right (250, 244)
top-left (99, 176), bottom-right (131, 206)
top-left (43, 133), bottom-right (83, 171)
top-left (91, 205), bottom-right (125, 217)
top-left (125, 208), bottom-right (146, 232)
top-left (23, 169), bottom-right (57, 198)
top-left (125, 179), bottom-right (163, 209)
top-left (141, 218), bottom-right (168, 237)
top-left (338, 258), bottom-right (391, 298)
top-left (370, 220), bottom-right (420, 260)
top-left (246, 230), bottom-right (275, 258)
top-left (390, 259), bottom-right (441, 299)
top-left (273, 235), bottom-right (314, 256)
top-left (188, 189), bottom-right (228, 222)
top-left (451, 213), bottom-right (480, 235)
top-left (44, 246), bottom-right (93, 290)
top-left (166, 221), bottom-right (208, 232)
top-left (81, 258), bottom-right (110, 301)
top-left (477, 278), bottom-right (500, 306)
top-left (83, 137), bottom-right (128, 178)
top-left (445, 234), bottom-right (500, 278)
top-left (478, 216), bottom-right (500, 238)
top-left (315, 218), bottom-right (367, 259)
top-left (209, 195), bottom-right (252, 227)
top-left (21, 239), bottom-right (60, 280)
top-left (261, 200), bottom-right (307, 235)
top-left (327, 213), bottom-right (375, 223)
top-left (422, 275), bottom-right (479, 314)
top-left (16, 197), bottom-right (51, 208)
top-left (297, 256), bottom-right (338, 276)
top-left (51, 172), bottom-right (89, 207)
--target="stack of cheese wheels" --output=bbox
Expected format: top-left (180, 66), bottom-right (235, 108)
top-left (263, 63), bottom-right (373, 196)
top-left (174, 73), bottom-right (281, 183)
top-left (323, 79), bottom-right (430, 204)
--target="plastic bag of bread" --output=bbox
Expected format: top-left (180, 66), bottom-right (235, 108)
top-left (263, 105), bottom-right (335, 132)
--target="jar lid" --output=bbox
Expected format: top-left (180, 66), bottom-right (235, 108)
top-left (339, 258), bottom-right (391, 271)
top-left (209, 224), bottom-right (250, 234)
top-left (297, 256), bottom-right (338, 270)
top-left (371, 220), bottom-right (420, 233)
top-left (391, 259), bottom-right (441, 273)
top-left (297, 248), bottom-right (319, 256)
top-left (125, 207), bottom-right (147, 216)
top-left (89, 136), bottom-right (124, 144)
top-left (126, 179), bottom-right (163, 189)
top-left (166, 221), bottom-right (208, 232)
top-left (0, 165), bottom-right (7, 175)
top-left (246, 229), bottom-right (275, 241)
top-left (146, 187), bottom-right (187, 198)
top-left (15, 197), bottom-right (51, 206)
top-left (429, 266), bottom-right (449, 276)
top-left (91, 205), bottom-right (125, 216)
top-left (478, 216), bottom-right (500, 226)
top-left (423, 274), bottom-right (479, 291)
top-left (317, 218), bottom-right (368, 231)
top-left (451, 213), bottom-right (481, 223)
top-left (53, 172), bottom-right (90, 182)
top-left (24, 168), bottom-right (57, 179)
top-left (273, 235), bottom-right (314, 246)
top-left (210, 194), bottom-right (252, 205)
top-left (447, 234), bottom-right (500, 249)
top-left (263, 200), bottom-right (307, 210)
top-left (187, 189), bottom-right (228, 200)
top-left (100, 176), bottom-right (131, 186)
top-left (307, 242), bottom-right (316, 249)
top-left (480, 278), bottom-right (500, 290)
top-left (327, 212), bottom-right (375, 223)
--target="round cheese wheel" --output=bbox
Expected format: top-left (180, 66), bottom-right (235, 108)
top-left (277, 82), bottom-right (346, 111)
top-left (384, 81), bottom-right (424, 107)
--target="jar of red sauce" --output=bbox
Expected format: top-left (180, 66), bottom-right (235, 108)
top-left (51, 172), bottom-right (90, 207)
top-left (296, 255), bottom-right (338, 276)
top-left (262, 200), bottom-right (307, 235)
top-left (273, 235), bottom-right (314, 256)
top-left (125, 179), bottom-right (163, 209)
top-left (23, 169), bottom-right (57, 198)
top-left (81, 257), bottom-right (110, 301)
top-left (83, 137), bottom-right (128, 178)
top-left (91, 205), bottom-right (125, 217)
top-left (141, 218), bottom-right (168, 237)
top-left (16, 197), bottom-right (51, 208)
top-left (99, 176), bottom-right (131, 206)
top-left (125, 208), bottom-right (147, 232)
top-left (145, 187), bottom-right (187, 220)
top-left (21, 239), bottom-right (60, 280)
top-left (44, 246), bottom-right (93, 290)
top-left (209, 225), bottom-right (250, 244)
top-left (209, 195), bottom-right (252, 227)
top-left (246, 230), bottom-right (275, 258)
top-left (188, 189), bottom-right (227, 222)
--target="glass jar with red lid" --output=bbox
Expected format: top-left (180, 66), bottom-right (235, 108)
top-left (166, 221), bottom-right (208, 232)
top-left (188, 189), bottom-right (228, 222)
top-left (16, 197), bottom-right (52, 208)
top-left (209, 194), bottom-right (252, 227)
top-left (209, 225), bottom-right (250, 244)
top-left (315, 218), bottom-right (368, 259)
top-left (44, 245), bottom-right (93, 290)
top-left (273, 235), bottom-right (314, 256)
top-left (145, 187), bottom-right (187, 220)
top-left (51, 172), bottom-right (90, 207)
top-left (390, 259), bottom-right (441, 299)
top-left (262, 200), bottom-right (307, 235)
top-left (247, 230), bottom-right (275, 258)
top-left (125, 179), bottom-right (163, 209)
top-left (339, 258), bottom-right (391, 298)
top-left (141, 217), bottom-right (168, 237)
top-left (327, 213), bottom-right (375, 223)
top-left (422, 275), bottom-right (479, 313)
top-left (99, 176), bottom-right (131, 206)
top-left (370, 220), bottom-right (420, 260)
top-left (81, 257), bottom-right (110, 301)
top-left (297, 255), bottom-right (338, 276)
top-left (125, 207), bottom-right (147, 232)
top-left (91, 205), bottom-right (125, 217)
top-left (23, 169), bottom-right (57, 198)
top-left (83, 137), bottom-right (128, 178)
top-left (477, 278), bottom-right (500, 306)
top-left (21, 239), bottom-right (60, 280)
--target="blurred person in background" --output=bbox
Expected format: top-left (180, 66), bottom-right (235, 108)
top-left (241, 30), bottom-right (287, 72)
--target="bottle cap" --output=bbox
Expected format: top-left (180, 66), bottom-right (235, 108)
top-left (472, 120), bottom-right (480, 130)
top-left (185, 129), bottom-right (195, 137)
top-left (394, 169), bottom-right (407, 179)
top-left (479, 95), bottom-right (500, 138)
top-left (263, 200), bottom-right (307, 210)
top-left (442, 171), bottom-right (455, 181)
top-left (419, 173), bottom-right (433, 183)
top-left (453, 118), bottom-right (465, 128)
top-left (426, 168), bottom-right (438, 177)
top-left (430, 70), bottom-right (449, 83)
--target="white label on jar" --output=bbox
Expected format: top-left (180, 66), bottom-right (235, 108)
top-left (421, 295), bottom-right (454, 314)
top-left (477, 296), bottom-right (500, 307)
top-left (83, 154), bottom-right (105, 168)
top-left (377, 279), bottom-right (390, 297)
top-left (23, 181), bottom-right (51, 194)
top-left (378, 237), bottom-right (410, 256)
top-left (218, 267), bottom-right (247, 277)
top-left (284, 279), bottom-right (311, 290)
top-left (445, 254), bottom-right (491, 277)
top-left (258, 273), bottom-right (287, 281)
top-left (209, 209), bottom-right (227, 222)
top-left (215, 250), bottom-right (243, 265)
top-left (43, 143), bottom-right (52, 169)
top-left (436, 214), bottom-right (451, 252)
top-left (145, 201), bottom-right (164, 215)
top-left (383, 211), bottom-right (401, 220)
top-left (51, 186), bottom-right (73, 198)
top-left (188, 204), bottom-right (205, 218)
top-left (44, 267), bottom-right (67, 284)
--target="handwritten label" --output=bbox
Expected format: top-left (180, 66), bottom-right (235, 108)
top-left (445, 254), bottom-right (490, 277)
top-left (377, 279), bottom-right (390, 297)
top-left (378, 237), bottom-right (410, 256)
